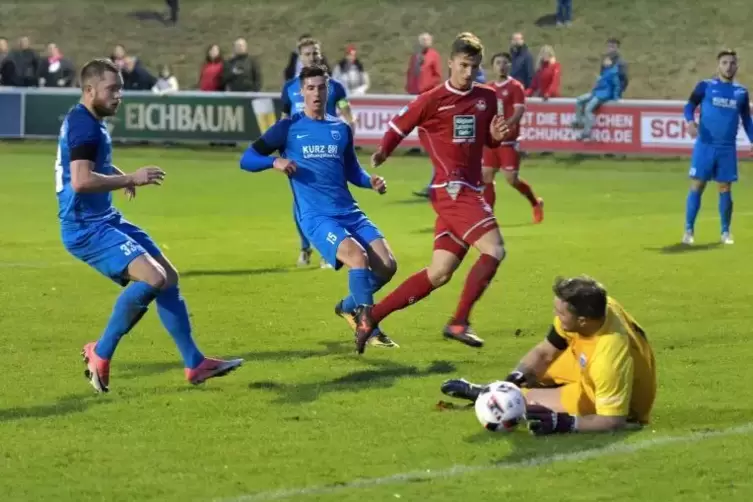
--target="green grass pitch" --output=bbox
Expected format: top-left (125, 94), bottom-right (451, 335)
top-left (1, 141), bottom-right (753, 501)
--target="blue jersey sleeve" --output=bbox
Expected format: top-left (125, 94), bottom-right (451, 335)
top-left (67, 110), bottom-right (101, 162)
top-left (240, 119), bottom-right (291, 172)
top-left (343, 127), bottom-right (371, 189)
top-left (739, 90), bottom-right (753, 142)
top-left (684, 81), bottom-right (707, 122)
top-left (281, 81), bottom-right (292, 116)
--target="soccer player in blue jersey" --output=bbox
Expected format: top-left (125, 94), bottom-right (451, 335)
top-left (683, 49), bottom-right (753, 245)
top-left (281, 37), bottom-right (355, 268)
top-left (241, 64), bottom-right (398, 349)
top-left (57, 58), bottom-right (243, 393)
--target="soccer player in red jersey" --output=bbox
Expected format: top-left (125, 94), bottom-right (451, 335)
top-left (354, 32), bottom-right (509, 353)
top-left (482, 52), bottom-right (544, 223)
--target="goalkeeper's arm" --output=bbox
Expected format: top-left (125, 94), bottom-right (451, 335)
top-left (505, 329), bottom-right (565, 387)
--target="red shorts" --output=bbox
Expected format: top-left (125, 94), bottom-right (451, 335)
top-left (482, 143), bottom-right (521, 172)
top-left (430, 184), bottom-right (499, 258)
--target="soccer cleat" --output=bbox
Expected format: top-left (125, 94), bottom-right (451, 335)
top-left (533, 197), bottom-right (545, 224)
top-left (721, 232), bottom-right (734, 245)
top-left (81, 342), bottom-right (110, 393)
top-left (368, 329), bottom-right (400, 348)
top-left (412, 186), bottom-right (430, 198)
top-left (354, 306), bottom-right (377, 354)
top-left (335, 301), bottom-right (358, 331)
top-left (443, 323), bottom-right (484, 348)
top-left (682, 231), bottom-right (694, 245)
top-left (185, 357), bottom-right (244, 385)
top-left (440, 378), bottom-right (484, 402)
top-left (297, 248), bottom-right (312, 267)
top-left (320, 258), bottom-right (334, 269)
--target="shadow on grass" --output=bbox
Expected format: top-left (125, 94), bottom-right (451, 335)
top-left (646, 242), bottom-right (722, 254)
top-left (182, 266), bottom-right (319, 278)
top-left (127, 10), bottom-right (169, 26)
top-left (249, 359), bottom-right (456, 404)
top-left (118, 341), bottom-right (353, 379)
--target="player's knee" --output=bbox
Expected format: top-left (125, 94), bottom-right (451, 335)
top-left (143, 266), bottom-right (168, 290)
top-left (718, 183), bottom-right (731, 193)
top-left (427, 263), bottom-right (455, 287)
top-left (504, 172), bottom-right (517, 186)
top-left (347, 250), bottom-right (369, 269)
top-left (482, 168), bottom-right (495, 184)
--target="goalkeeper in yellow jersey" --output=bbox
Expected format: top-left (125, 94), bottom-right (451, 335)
top-left (441, 275), bottom-right (657, 435)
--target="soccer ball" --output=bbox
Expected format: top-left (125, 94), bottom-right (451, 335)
top-left (474, 381), bottom-right (526, 432)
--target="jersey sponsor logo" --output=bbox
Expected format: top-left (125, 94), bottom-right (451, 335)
top-left (438, 104), bottom-right (456, 111)
top-left (711, 97), bottom-right (737, 109)
top-left (475, 99), bottom-right (487, 111)
top-left (302, 144), bottom-right (339, 159)
top-left (331, 130), bottom-right (341, 141)
top-left (453, 115), bottom-right (476, 143)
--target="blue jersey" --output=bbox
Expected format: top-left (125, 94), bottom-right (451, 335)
top-left (281, 77), bottom-right (348, 117)
top-left (684, 78), bottom-right (753, 147)
top-left (56, 104), bottom-right (117, 224)
top-left (240, 113), bottom-right (371, 220)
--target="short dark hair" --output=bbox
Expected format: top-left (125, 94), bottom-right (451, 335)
top-left (717, 48), bottom-right (737, 60)
top-left (297, 37), bottom-right (320, 53)
top-left (553, 275), bottom-right (607, 319)
top-left (451, 32), bottom-right (483, 59)
top-left (491, 52), bottom-right (511, 64)
top-left (299, 64), bottom-right (328, 84)
top-left (80, 58), bottom-right (120, 86)
top-left (606, 38), bottom-right (620, 46)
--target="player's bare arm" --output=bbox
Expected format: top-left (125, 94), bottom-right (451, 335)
top-left (111, 165), bottom-right (137, 200)
top-left (70, 160), bottom-right (164, 193)
top-left (339, 102), bottom-right (356, 129)
top-left (489, 116), bottom-right (509, 142)
top-left (505, 103), bottom-right (526, 129)
top-left (508, 338), bottom-right (563, 386)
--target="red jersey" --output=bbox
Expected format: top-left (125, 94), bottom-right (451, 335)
top-left (490, 77), bottom-right (526, 143)
top-left (387, 81), bottom-right (498, 189)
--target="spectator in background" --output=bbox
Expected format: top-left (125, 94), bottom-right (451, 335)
top-left (332, 45), bottom-right (370, 96)
top-left (10, 36), bottom-right (40, 87)
top-left (284, 33), bottom-right (329, 81)
top-left (111, 44), bottom-right (127, 71)
top-left (572, 54), bottom-right (622, 141)
top-left (527, 45), bottom-right (561, 99)
top-left (510, 32), bottom-right (534, 89)
top-left (405, 32), bottom-right (441, 95)
top-left (153, 64), bottom-right (179, 95)
top-left (605, 38), bottom-right (628, 94)
top-left (122, 56), bottom-right (157, 90)
top-left (165, 0), bottom-right (179, 24)
top-left (199, 44), bottom-right (224, 91)
top-left (223, 37), bottom-right (262, 92)
top-left (38, 43), bottom-right (75, 87)
top-left (556, 0), bottom-right (573, 27)
top-left (0, 37), bottom-right (16, 85)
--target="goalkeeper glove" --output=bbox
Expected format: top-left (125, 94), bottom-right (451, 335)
top-left (504, 370), bottom-right (528, 388)
top-left (525, 404), bottom-right (577, 436)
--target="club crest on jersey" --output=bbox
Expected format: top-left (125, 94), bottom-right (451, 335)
top-left (331, 130), bottom-right (341, 141)
top-left (475, 99), bottom-right (487, 111)
top-left (579, 353), bottom-right (588, 368)
top-left (453, 115), bottom-right (476, 143)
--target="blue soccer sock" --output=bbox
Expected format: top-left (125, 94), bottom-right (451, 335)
top-left (339, 270), bottom-right (388, 313)
top-left (95, 281), bottom-right (159, 360)
top-left (719, 191), bottom-right (733, 234)
top-left (156, 285), bottom-right (204, 369)
top-left (348, 268), bottom-right (374, 307)
top-left (685, 189), bottom-right (702, 232)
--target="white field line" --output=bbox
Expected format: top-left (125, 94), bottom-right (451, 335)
top-left (217, 422), bottom-right (753, 502)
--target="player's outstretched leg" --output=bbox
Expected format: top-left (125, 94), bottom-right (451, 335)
top-left (444, 229), bottom-right (505, 348)
top-left (502, 170), bottom-right (543, 224)
top-left (152, 254), bottom-right (243, 385)
top-left (83, 255), bottom-right (165, 393)
top-left (355, 249), bottom-right (462, 354)
top-left (719, 184), bottom-right (734, 244)
top-left (684, 180), bottom-right (705, 244)
top-left (335, 238), bottom-right (399, 348)
top-left (294, 209), bottom-right (313, 267)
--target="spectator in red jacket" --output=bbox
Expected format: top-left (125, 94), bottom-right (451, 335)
top-left (405, 32), bottom-right (442, 95)
top-left (526, 45), bottom-right (561, 99)
top-left (199, 44), bottom-right (223, 91)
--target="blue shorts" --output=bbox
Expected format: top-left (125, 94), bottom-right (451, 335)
top-left (299, 211), bottom-right (383, 270)
top-left (61, 214), bottom-right (161, 286)
top-left (689, 143), bottom-right (738, 183)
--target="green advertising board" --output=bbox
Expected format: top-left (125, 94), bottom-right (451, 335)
top-left (23, 92), bottom-right (283, 142)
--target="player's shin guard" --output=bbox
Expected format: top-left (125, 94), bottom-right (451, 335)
top-left (685, 189), bottom-right (702, 232)
top-left (96, 281), bottom-right (160, 359)
top-left (371, 269), bottom-right (435, 323)
top-left (348, 268), bottom-right (374, 307)
top-left (719, 191), bottom-right (733, 234)
top-left (483, 183), bottom-right (496, 209)
top-left (451, 254), bottom-right (501, 325)
top-left (156, 285), bottom-right (204, 369)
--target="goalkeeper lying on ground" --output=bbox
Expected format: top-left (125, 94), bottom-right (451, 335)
top-left (441, 275), bottom-right (657, 435)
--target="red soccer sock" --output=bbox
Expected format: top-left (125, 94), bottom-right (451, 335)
top-left (483, 183), bottom-right (496, 209)
top-left (372, 269), bottom-right (435, 323)
top-left (452, 254), bottom-right (500, 325)
top-left (513, 178), bottom-right (538, 206)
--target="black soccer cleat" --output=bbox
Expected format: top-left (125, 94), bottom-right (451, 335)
top-left (440, 378), bottom-right (484, 402)
top-left (442, 323), bottom-right (484, 348)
